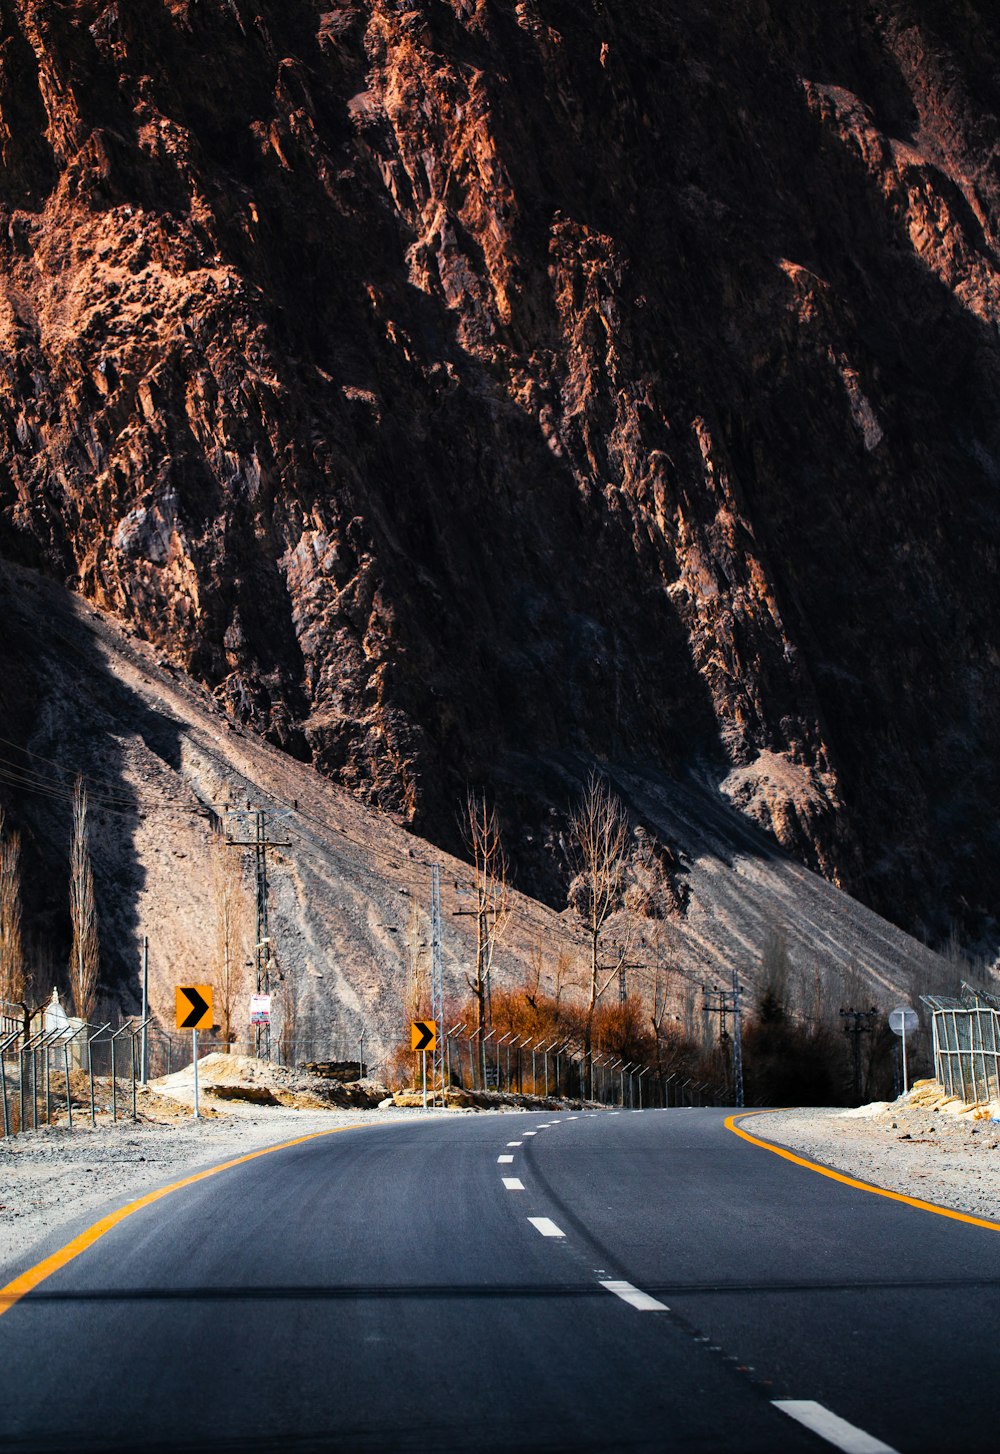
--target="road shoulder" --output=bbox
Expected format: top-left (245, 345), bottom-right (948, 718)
top-left (741, 1104), bottom-right (1000, 1223)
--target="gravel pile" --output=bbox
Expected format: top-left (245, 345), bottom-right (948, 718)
top-left (750, 1094), bottom-right (1000, 1222)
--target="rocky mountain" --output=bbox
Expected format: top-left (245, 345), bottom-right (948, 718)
top-left (0, 0), bottom-right (998, 948)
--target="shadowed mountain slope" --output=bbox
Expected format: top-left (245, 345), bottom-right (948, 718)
top-left (0, 564), bottom-right (947, 1056)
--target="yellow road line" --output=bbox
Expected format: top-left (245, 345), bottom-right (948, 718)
top-left (0, 1122), bottom-right (368, 1319)
top-left (726, 1110), bottom-right (1000, 1233)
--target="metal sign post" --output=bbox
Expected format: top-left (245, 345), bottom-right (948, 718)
top-left (889, 1005), bottom-right (919, 1094)
top-left (411, 1020), bottom-right (436, 1111)
top-left (176, 986), bottom-right (213, 1120)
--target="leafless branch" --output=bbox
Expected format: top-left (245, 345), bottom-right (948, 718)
top-left (0, 808), bottom-right (26, 1006)
top-left (461, 790), bottom-right (511, 1086)
top-left (568, 770), bottom-right (632, 1090)
top-left (68, 777), bottom-right (99, 1022)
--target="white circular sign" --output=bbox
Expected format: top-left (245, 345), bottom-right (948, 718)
top-left (888, 1005), bottom-right (918, 1036)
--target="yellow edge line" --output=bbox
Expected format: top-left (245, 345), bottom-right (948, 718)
top-left (0, 1121), bottom-right (369, 1318)
top-left (726, 1109), bottom-right (1000, 1233)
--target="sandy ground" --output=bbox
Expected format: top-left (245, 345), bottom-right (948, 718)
top-left (750, 1096), bottom-right (1000, 1222)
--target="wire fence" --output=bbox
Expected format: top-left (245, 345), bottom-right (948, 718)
top-left (0, 1006), bottom-right (154, 1135)
top-left (434, 1028), bottom-right (722, 1108)
top-left (921, 983), bottom-right (1000, 1106)
top-left (1, 996), bottom-right (726, 1136)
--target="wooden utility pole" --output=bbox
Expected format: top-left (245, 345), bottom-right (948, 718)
top-left (703, 972), bottom-right (745, 1107)
top-left (840, 1006), bottom-right (878, 1106)
top-left (225, 807), bottom-right (291, 1060)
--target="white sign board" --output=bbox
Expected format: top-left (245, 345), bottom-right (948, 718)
top-left (250, 993), bottom-right (272, 1025)
top-left (888, 1006), bottom-right (918, 1036)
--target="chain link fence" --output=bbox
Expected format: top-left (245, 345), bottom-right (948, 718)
top-left (0, 997), bottom-right (390, 1137)
top-left (921, 982), bottom-right (1000, 1106)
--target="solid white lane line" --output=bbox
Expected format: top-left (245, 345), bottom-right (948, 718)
top-left (599, 1280), bottom-right (669, 1312)
top-left (773, 1401), bottom-right (898, 1454)
top-left (506, 1141), bottom-right (522, 1147)
top-left (502, 1177), bottom-right (525, 1191)
top-left (497, 1154), bottom-right (514, 1164)
top-left (527, 1217), bottom-right (565, 1238)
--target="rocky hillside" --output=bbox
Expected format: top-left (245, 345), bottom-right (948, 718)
top-left (0, 563), bottom-right (948, 1056)
top-left (0, 0), bottom-right (998, 946)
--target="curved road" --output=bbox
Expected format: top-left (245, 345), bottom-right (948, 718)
top-left (1, 1108), bottom-right (998, 1452)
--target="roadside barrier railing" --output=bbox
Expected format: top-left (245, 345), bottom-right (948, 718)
top-left (922, 988), bottom-right (1000, 1105)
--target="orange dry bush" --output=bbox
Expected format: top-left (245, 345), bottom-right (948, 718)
top-left (450, 984), bottom-right (581, 1097)
top-left (591, 996), bottom-right (655, 1066)
top-left (384, 1040), bottom-right (418, 1091)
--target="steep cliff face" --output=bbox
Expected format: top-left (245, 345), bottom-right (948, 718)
top-left (0, 0), bottom-right (998, 942)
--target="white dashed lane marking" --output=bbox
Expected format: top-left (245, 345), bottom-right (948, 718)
top-left (599, 1280), bottom-right (669, 1312)
top-left (502, 1178), bottom-right (524, 1191)
top-left (497, 1155), bottom-right (514, 1164)
top-left (506, 1141), bottom-right (522, 1147)
top-left (527, 1217), bottom-right (565, 1238)
top-left (773, 1401), bottom-right (898, 1454)
top-left (522, 1131), bottom-right (537, 1137)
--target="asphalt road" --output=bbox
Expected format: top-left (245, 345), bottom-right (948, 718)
top-left (1, 1108), bottom-right (999, 1452)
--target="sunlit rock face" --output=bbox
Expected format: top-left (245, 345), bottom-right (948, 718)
top-left (1, 0), bottom-right (998, 943)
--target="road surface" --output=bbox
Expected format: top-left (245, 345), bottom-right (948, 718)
top-left (1, 1108), bottom-right (998, 1451)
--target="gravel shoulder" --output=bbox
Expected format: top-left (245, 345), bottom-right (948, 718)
top-left (747, 1100), bottom-right (1000, 1223)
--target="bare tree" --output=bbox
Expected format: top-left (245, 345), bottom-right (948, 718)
top-left (213, 830), bottom-right (249, 1052)
top-left (68, 777), bottom-right (99, 1022)
top-left (0, 809), bottom-right (26, 1007)
top-left (649, 929), bottom-right (671, 1096)
top-left (568, 771), bottom-right (632, 1093)
top-left (277, 958), bottom-right (298, 1067)
top-left (404, 899), bottom-right (429, 1018)
top-left (461, 791), bottom-right (512, 1087)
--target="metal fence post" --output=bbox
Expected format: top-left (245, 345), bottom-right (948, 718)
top-left (110, 1020), bottom-right (135, 1123)
top-left (62, 1035), bottom-right (72, 1131)
top-left (0, 1029), bottom-right (19, 1136)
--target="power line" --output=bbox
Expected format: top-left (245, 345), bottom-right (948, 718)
top-left (0, 739), bottom-right (214, 820)
top-left (0, 732), bottom-right (152, 799)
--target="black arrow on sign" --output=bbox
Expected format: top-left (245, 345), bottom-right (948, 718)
top-left (179, 986), bottom-right (210, 1029)
top-left (412, 1021), bottom-right (435, 1051)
